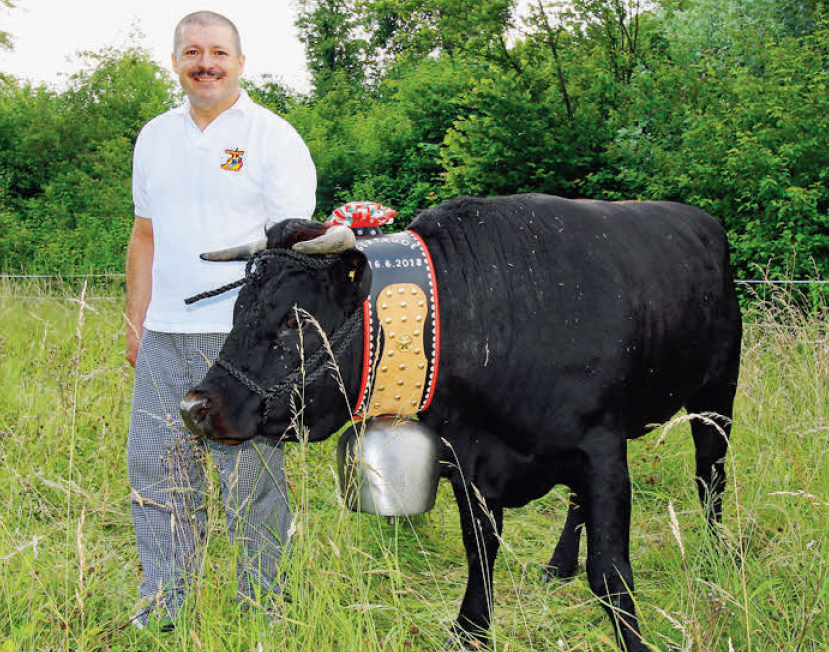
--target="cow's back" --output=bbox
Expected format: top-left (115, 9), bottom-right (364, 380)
top-left (410, 194), bottom-right (740, 492)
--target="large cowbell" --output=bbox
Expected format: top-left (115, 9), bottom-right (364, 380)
top-left (337, 417), bottom-right (440, 517)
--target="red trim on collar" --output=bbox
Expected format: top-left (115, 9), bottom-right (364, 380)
top-left (409, 230), bottom-right (440, 412)
top-left (353, 299), bottom-right (373, 416)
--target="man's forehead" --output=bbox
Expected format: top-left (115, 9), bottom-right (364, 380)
top-left (177, 23), bottom-right (238, 52)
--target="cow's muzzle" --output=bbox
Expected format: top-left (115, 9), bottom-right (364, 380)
top-left (180, 393), bottom-right (213, 437)
top-left (180, 392), bottom-right (253, 446)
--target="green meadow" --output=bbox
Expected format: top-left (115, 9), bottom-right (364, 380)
top-left (1, 278), bottom-right (827, 651)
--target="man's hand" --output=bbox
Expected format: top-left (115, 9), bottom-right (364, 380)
top-left (125, 317), bottom-right (143, 368)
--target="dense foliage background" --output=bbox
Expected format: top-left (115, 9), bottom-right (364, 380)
top-left (1, 0), bottom-right (828, 281)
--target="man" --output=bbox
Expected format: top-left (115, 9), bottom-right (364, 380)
top-left (125, 11), bottom-right (316, 629)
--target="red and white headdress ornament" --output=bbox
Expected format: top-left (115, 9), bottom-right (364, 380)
top-left (326, 202), bottom-right (397, 237)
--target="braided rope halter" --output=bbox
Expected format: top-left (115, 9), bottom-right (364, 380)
top-left (185, 248), bottom-right (365, 426)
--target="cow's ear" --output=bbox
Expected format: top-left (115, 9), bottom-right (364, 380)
top-left (341, 249), bottom-right (369, 290)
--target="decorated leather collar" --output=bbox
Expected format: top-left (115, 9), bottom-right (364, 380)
top-left (352, 231), bottom-right (440, 418)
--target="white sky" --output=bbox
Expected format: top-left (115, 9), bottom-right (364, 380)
top-left (0, 0), bottom-right (311, 92)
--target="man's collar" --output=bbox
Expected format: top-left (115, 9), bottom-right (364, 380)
top-left (178, 88), bottom-right (253, 122)
top-left (225, 88), bottom-right (253, 114)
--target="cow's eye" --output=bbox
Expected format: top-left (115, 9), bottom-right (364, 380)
top-left (271, 314), bottom-right (300, 349)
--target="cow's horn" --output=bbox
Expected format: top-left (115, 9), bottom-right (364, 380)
top-left (292, 225), bottom-right (356, 255)
top-left (200, 238), bottom-right (268, 261)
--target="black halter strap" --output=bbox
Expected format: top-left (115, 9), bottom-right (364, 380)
top-left (213, 305), bottom-right (363, 422)
top-left (185, 248), bottom-right (364, 425)
top-left (184, 248), bottom-right (340, 306)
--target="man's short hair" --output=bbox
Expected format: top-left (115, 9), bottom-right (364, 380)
top-left (174, 11), bottom-right (243, 57)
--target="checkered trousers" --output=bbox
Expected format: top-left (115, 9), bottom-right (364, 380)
top-left (127, 330), bottom-right (292, 625)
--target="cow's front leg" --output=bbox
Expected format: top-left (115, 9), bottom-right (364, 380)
top-left (450, 478), bottom-right (503, 649)
top-left (583, 434), bottom-right (648, 652)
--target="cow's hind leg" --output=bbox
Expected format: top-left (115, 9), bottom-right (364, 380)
top-left (543, 493), bottom-right (582, 582)
top-left (686, 378), bottom-right (737, 533)
top-left (582, 430), bottom-right (647, 652)
top-left (449, 478), bottom-right (504, 649)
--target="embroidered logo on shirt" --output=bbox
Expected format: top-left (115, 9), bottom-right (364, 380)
top-left (221, 149), bottom-right (245, 172)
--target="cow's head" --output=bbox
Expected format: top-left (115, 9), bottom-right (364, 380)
top-left (180, 219), bottom-right (370, 445)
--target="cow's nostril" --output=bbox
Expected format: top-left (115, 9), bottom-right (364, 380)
top-left (194, 398), bottom-right (211, 421)
top-left (180, 395), bottom-right (213, 435)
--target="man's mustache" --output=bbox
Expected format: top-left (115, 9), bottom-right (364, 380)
top-left (190, 68), bottom-right (226, 80)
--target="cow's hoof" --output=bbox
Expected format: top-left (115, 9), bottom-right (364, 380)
top-left (441, 636), bottom-right (487, 651)
top-left (542, 562), bottom-right (577, 583)
top-left (443, 624), bottom-right (489, 650)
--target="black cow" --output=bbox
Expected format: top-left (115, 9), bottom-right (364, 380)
top-left (180, 194), bottom-right (742, 651)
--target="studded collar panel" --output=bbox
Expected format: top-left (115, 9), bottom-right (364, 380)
top-left (352, 231), bottom-right (440, 418)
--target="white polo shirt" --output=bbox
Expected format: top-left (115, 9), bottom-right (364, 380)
top-left (132, 90), bottom-right (316, 333)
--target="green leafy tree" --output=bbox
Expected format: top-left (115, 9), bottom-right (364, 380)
top-left (594, 15), bottom-right (829, 279)
top-left (61, 47), bottom-right (174, 141)
top-left (565, 0), bottom-right (645, 84)
top-left (296, 0), bottom-right (367, 94)
top-left (0, 81), bottom-right (62, 202)
top-left (342, 57), bottom-right (479, 219)
top-left (364, 0), bottom-right (518, 62)
top-left (287, 82), bottom-right (364, 214)
top-left (362, 0), bottom-right (448, 58)
top-left (0, 0), bottom-right (15, 51)
top-left (242, 76), bottom-right (301, 114)
top-left (436, 0), bottom-right (650, 198)
top-left (660, 0), bottom-right (818, 66)
top-left (523, 1), bottom-right (578, 122)
top-left (440, 66), bottom-right (604, 197)
top-left (0, 46), bottom-right (174, 272)
top-left (286, 55), bottom-right (479, 220)
top-left (5, 0), bottom-right (829, 282)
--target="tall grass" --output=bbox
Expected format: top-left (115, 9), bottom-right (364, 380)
top-left (0, 277), bottom-right (827, 651)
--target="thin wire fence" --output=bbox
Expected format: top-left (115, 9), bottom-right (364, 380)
top-left (0, 273), bottom-right (126, 278)
top-left (738, 279), bottom-right (829, 285)
top-left (0, 273), bottom-right (126, 300)
top-left (2, 273), bottom-right (829, 302)
top-left (5, 274), bottom-right (829, 282)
